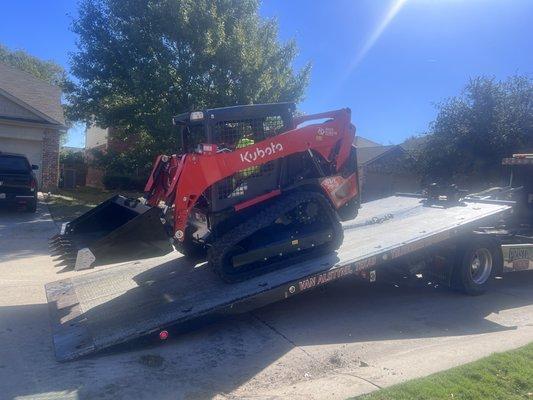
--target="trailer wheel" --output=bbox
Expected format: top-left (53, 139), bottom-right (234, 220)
top-left (453, 237), bottom-right (502, 295)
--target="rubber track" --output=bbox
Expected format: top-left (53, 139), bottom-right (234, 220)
top-left (207, 191), bottom-right (344, 283)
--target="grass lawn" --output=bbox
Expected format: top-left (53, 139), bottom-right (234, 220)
top-left (44, 186), bottom-right (142, 223)
top-left (356, 342), bottom-right (533, 400)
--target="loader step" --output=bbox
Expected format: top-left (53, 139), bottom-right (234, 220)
top-left (45, 195), bottom-right (511, 361)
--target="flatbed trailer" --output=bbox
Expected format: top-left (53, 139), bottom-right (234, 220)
top-left (46, 195), bottom-right (517, 361)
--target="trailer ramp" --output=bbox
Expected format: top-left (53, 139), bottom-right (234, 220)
top-left (46, 196), bottom-right (511, 361)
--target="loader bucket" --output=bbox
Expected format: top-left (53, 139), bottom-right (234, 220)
top-left (49, 195), bottom-right (173, 270)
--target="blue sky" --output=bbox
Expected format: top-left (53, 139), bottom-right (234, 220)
top-left (0, 0), bottom-right (531, 147)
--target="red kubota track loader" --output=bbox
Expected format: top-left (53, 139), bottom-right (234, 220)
top-left (50, 103), bottom-right (360, 281)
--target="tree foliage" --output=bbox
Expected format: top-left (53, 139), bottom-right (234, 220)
top-left (60, 149), bottom-right (85, 165)
top-left (412, 76), bottom-right (533, 188)
top-left (66, 0), bottom-right (310, 174)
top-left (0, 44), bottom-right (66, 87)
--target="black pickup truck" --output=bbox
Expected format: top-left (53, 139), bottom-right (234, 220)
top-left (0, 151), bottom-right (39, 212)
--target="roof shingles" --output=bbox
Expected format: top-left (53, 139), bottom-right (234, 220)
top-left (357, 145), bottom-right (397, 166)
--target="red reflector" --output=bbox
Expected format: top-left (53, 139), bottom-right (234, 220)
top-left (159, 330), bottom-right (169, 340)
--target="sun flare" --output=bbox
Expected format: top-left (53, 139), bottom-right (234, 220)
top-left (347, 0), bottom-right (409, 73)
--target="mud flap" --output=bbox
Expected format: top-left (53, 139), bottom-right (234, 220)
top-left (49, 195), bottom-right (173, 270)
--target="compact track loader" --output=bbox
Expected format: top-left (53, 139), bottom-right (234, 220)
top-left (50, 103), bottom-right (360, 281)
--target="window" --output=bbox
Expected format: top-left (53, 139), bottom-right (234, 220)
top-left (0, 156), bottom-right (30, 173)
top-left (213, 115), bottom-right (286, 150)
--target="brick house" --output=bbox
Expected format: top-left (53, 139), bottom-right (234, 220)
top-left (84, 124), bottom-right (109, 188)
top-left (0, 63), bottom-right (65, 191)
top-left (84, 125), bottom-right (137, 188)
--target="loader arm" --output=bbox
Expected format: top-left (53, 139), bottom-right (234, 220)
top-left (170, 108), bottom-right (354, 241)
top-left (144, 154), bottom-right (186, 207)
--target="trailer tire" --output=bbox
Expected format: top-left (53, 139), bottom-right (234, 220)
top-left (453, 237), bottom-right (502, 296)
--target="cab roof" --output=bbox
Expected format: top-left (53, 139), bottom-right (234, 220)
top-left (172, 102), bottom-right (295, 125)
top-left (0, 151), bottom-right (28, 158)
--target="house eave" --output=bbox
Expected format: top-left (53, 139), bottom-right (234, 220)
top-left (0, 87), bottom-right (65, 127)
top-left (0, 115), bottom-right (67, 131)
top-left (359, 145), bottom-right (407, 167)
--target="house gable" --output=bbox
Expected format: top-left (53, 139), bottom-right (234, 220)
top-left (357, 145), bottom-right (396, 166)
top-left (355, 136), bottom-right (381, 148)
top-left (364, 146), bottom-right (412, 174)
top-left (0, 92), bottom-right (48, 123)
top-left (0, 62), bottom-right (65, 127)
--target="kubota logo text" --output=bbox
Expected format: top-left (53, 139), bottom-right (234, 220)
top-left (240, 142), bottom-right (284, 163)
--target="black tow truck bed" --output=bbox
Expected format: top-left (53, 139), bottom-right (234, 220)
top-left (45, 195), bottom-right (511, 361)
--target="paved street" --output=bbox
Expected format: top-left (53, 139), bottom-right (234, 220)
top-left (0, 203), bottom-right (532, 400)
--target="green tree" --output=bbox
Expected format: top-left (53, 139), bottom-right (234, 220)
top-left (413, 76), bottom-right (533, 188)
top-left (0, 44), bottom-right (66, 87)
top-left (66, 0), bottom-right (311, 175)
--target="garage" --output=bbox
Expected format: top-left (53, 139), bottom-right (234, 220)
top-left (0, 130), bottom-right (43, 184)
top-left (0, 62), bottom-right (65, 191)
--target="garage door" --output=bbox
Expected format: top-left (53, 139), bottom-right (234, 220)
top-left (0, 137), bottom-right (43, 186)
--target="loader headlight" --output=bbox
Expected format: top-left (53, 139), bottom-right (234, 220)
top-left (190, 111), bottom-right (204, 121)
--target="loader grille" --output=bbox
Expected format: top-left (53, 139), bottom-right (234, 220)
top-left (217, 161), bottom-right (276, 199)
top-left (213, 116), bottom-right (285, 151)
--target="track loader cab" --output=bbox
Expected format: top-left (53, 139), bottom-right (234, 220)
top-left (172, 103), bottom-right (296, 215)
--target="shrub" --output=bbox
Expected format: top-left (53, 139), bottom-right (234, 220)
top-left (102, 174), bottom-right (146, 191)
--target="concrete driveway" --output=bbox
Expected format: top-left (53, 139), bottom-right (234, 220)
top-left (0, 203), bottom-right (532, 400)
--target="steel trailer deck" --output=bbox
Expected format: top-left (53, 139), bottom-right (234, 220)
top-left (45, 195), bottom-right (511, 361)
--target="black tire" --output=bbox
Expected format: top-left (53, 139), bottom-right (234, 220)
top-left (208, 190), bottom-right (343, 283)
top-left (25, 199), bottom-right (37, 213)
top-left (452, 237), bottom-right (503, 295)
